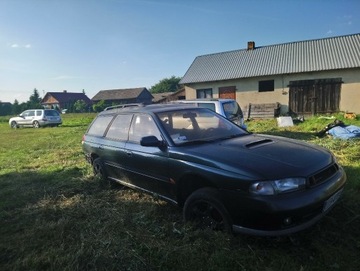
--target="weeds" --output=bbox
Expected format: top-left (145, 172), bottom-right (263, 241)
top-left (0, 113), bottom-right (359, 271)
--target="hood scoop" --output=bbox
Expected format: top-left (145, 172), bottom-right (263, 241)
top-left (245, 139), bottom-right (274, 149)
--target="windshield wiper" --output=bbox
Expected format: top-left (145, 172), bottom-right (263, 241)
top-left (177, 139), bottom-right (214, 146)
top-left (218, 133), bottom-right (246, 140)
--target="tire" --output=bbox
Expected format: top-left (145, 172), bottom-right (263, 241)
top-left (33, 121), bottom-right (40, 128)
top-left (92, 158), bottom-right (108, 180)
top-left (183, 187), bottom-right (232, 233)
top-left (10, 121), bottom-right (18, 129)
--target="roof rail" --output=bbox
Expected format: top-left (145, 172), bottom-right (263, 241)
top-left (104, 103), bottom-right (144, 111)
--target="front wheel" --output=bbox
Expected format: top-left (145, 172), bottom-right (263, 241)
top-left (183, 188), bottom-right (232, 233)
top-left (10, 121), bottom-right (18, 129)
top-left (33, 121), bottom-right (40, 128)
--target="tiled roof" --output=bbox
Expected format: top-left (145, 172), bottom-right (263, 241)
top-left (180, 33), bottom-right (360, 84)
top-left (43, 92), bottom-right (91, 104)
top-left (151, 92), bottom-right (174, 103)
top-left (92, 88), bottom-right (151, 101)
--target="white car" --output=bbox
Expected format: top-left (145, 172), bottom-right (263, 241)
top-left (172, 99), bottom-right (245, 128)
top-left (9, 109), bottom-right (62, 128)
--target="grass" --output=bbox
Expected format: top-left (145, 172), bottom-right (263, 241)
top-left (0, 113), bottom-right (359, 271)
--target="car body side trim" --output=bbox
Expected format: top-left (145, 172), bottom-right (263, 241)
top-left (108, 176), bottom-right (178, 205)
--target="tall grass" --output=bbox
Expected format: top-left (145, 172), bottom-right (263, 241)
top-left (0, 113), bottom-right (359, 271)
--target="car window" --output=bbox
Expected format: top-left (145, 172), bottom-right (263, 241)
top-left (87, 115), bottom-right (114, 136)
top-left (24, 111), bottom-right (35, 117)
top-left (197, 103), bottom-right (216, 112)
top-left (36, 110), bottom-right (43, 116)
top-left (106, 114), bottom-right (133, 141)
top-left (129, 114), bottom-right (161, 143)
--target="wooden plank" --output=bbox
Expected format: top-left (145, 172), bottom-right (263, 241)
top-left (245, 102), bottom-right (280, 119)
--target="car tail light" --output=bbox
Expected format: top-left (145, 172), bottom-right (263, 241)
top-left (82, 135), bottom-right (86, 144)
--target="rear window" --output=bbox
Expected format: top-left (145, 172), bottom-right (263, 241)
top-left (44, 110), bottom-right (60, 116)
top-left (197, 103), bottom-right (216, 112)
top-left (87, 115), bottom-right (114, 136)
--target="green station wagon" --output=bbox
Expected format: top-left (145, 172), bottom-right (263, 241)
top-left (82, 104), bottom-right (346, 236)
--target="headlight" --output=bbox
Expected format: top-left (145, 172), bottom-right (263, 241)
top-left (250, 178), bottom-right (306, 195)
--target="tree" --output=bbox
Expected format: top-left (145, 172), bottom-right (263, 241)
top-left (28, 88), bottom-right (42, 109)
top-left (12, 99), bottom-right (21, 114)
top-left (150, 76), bottom-right (181, 94)
top-left (74, 100), bottom-right (87, 112)
top-left (92, 100), bottom-right (107, 112)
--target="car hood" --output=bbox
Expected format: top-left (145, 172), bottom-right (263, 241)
top-left (171, 134), bottom-right (333, 180)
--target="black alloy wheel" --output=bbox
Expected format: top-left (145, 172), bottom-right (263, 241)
top-left (92, 158), bottom-right (108, 180)
top-left (183, 188), bottom-right (232, 233)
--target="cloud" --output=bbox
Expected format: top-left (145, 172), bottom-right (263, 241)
top-left (327, 30), bottom-right (333, 34)
top-left (10, 43), bottom-right (31, 48)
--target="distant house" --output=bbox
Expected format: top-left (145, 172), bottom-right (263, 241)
top-left (180, 33), bottom-right (360, 115)
top-left (92, 87), bottom-right (153, 105)
top-left (0, 101), bottom-right (12, 116)
top-left (152, 88), bottom-right (186, 103)
top-left (41, 91), bottom-right (92, 111)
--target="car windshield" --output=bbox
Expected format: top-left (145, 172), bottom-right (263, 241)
top-left (156, 108), bottom-right (248, 146)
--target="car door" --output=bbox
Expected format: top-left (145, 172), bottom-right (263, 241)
top-left (100, 114), bottom-right (133, 182)
top-left (18, 110), bottom-right (35, 126)
top-left (123, 113), bottom-right (173, 199)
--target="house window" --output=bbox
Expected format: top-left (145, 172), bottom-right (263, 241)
top-left (259, 80), bottom-right (274, 92)
top-left (196, 88), bottom-right (213, 98)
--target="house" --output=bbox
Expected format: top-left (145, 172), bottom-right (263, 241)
top-left (92, 87), bottom-right (153, 105)
top-left (180, 33), bottom-right (360, 115)
top-left (152, 88), bottom-right (186, 103)
top-left (41, 91), bottom-right (92, 111)
top-left (0, 101), bottom-right (12, 116)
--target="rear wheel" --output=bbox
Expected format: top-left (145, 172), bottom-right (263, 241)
top-left (10, 121), bottom-right (18, 129)
top-left (183, 188), bottom-right (232, 233)
top-left (33, 121), bottom-right (40, 128)
top-left (92, 158), bottom-right (108, 180)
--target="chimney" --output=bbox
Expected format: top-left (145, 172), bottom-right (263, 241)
top-left (247, 41), bottom-right (255, 50)
top-left (63, 90), bottom-right (67, 93)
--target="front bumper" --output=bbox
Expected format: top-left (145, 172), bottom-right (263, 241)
top-left (232, 187), bottom-right (344, 236)
top-left (223, 166), bottom-right (346, 236)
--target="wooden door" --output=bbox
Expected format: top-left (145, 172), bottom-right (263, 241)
top-left (289, 78), bottom-right (341, 115)
top-left (219, 86), bottom-right (236, 99)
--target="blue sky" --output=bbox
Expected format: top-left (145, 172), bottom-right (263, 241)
top-left (0, 0), bottom-right (359, 103)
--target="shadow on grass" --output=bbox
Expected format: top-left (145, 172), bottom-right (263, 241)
top-left (0, 168), bottom-right (183, 270)
top-left (1, 168), bottom-right (359, 270)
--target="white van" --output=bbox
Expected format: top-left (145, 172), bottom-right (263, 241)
top-left (172, 99), bottom-right (245, 128)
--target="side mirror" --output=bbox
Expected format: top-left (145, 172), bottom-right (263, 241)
top-left (140, 136), bottom-right (164, 147)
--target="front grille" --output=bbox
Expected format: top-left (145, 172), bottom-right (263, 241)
top-left (308, 163), bottom-right (339, 187)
